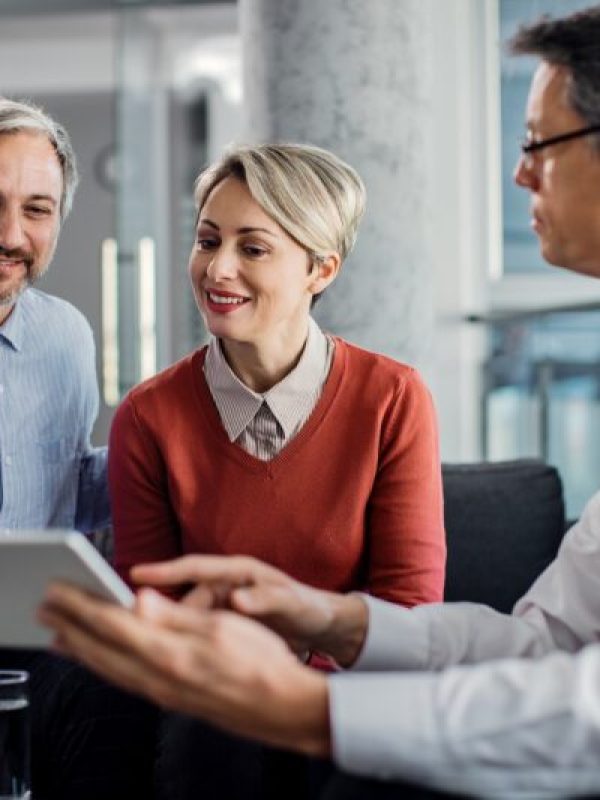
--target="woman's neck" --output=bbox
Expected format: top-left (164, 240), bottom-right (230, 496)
top-left (220, 323), bottom-right (310, 393)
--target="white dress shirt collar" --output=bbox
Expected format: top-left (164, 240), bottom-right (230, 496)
top-left (204, 316), bottom-right (330, 443)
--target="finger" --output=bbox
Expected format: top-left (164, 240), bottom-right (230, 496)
top-left (131, 554), bottom-right (271, 588)
top-left (44, 581), bottom-right (127, 635)
top-left (43, 583), bottom-right (217, 653)
top-left (182, 581), bottom-right (239, 610)
top-left (231, 584), bottom-right (299, 618)
top-left (136, 588), bottom-right (222, 639)
top-left (41, 590), bottom-right (212, 702)
top-left (38, 603), bottom-right (150, 693)
top-left (136, 588), bottom-right (201, 627)
top-left (45, 610), bottom-right (179, 708)
top-left (180, 584), bottom-right (215, 610)
top-left (43, 582), bottom-right (176, 655)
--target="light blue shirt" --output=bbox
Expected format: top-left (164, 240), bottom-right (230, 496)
top-left (0, 288), bottom-right (109, 531)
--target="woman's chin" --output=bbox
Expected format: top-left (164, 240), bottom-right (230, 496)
top-left (202, 316), bottom-right (254, 346)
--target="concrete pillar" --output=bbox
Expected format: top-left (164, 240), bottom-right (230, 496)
top-left (239, 0), bottom-right (436, 367)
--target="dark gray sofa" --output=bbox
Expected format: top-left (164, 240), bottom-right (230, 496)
top-left (442, 459), bottom-right (566, 613)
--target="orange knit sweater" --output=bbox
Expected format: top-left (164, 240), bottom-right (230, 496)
top-left (110, 337), bottom-right (446, 605)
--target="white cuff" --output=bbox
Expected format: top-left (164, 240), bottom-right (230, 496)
top-left (351, 594), bottom-right (432, 671)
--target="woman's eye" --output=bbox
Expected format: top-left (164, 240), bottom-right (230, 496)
top-left (196, 238), bottom-right (218, 251)
top-left (242, 245), bottom-right (267, 258)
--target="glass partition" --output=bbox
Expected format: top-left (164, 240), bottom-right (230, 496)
top-left (113, 2), bottom-right (241, 400)
top-left (476, 305), bottom-right (600, 517)
top-left (0, 1), bottom-right (241, 441)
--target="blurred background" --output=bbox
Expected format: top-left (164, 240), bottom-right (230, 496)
top-left (2, 0), bottom-right (599, 518)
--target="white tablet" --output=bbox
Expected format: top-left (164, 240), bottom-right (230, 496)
top-left (0, 529), bottom-right (135, 648)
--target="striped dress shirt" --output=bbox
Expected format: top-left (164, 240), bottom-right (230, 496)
top-left (204, 317), bottom-right (333, 460)
top-left (0, 288), bottom-right (109, 530)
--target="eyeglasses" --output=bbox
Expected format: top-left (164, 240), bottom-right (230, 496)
top-left (520, 124), bottom-right (600, 167)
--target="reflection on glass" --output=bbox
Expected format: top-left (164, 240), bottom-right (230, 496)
top-left (101, 238), bottom-right (120, 407)
top-left (138, 236), bottom-right (157, 381)
top-left (483, 309), bottom-right (600, 517)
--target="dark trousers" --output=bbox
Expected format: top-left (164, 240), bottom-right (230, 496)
top-left (155, 713), bottom-right (333, 800)
top-left (155, 715), bottom-right (469, 800)
top-left (0, 648), bottom-right (158, 800)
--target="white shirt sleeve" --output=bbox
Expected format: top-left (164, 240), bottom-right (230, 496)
top-left (354, 490), bottom-right (600, 672)
top-left (328, 492), bottom-right (600, 796)
top-left (513, 490), bottom-right (600, 650)
top-left (330, 645), bottom-right (600, 798)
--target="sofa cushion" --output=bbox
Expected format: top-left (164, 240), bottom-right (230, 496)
top-left (442, 460), bottom-right (565, 613)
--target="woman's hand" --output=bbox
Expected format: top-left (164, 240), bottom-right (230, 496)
top-left (131, 555), bottom-right (369, 667)
top-left (38, 583), bottom-right (330, 756)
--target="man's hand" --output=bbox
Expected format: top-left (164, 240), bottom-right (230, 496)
top-left (131, 555), bottom-right (369, 667)
top-left (38, 583), bottom-right (330, 757)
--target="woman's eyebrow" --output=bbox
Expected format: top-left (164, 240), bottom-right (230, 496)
top-left (198, 218), bottom-right (219, 230)
top-left (197, 219), bottom-right (278, 237)
top-left (237, 226), bottom-right (277, 237)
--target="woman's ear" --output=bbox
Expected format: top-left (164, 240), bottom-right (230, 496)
top-left (308, 253), bottom-right (341, 297)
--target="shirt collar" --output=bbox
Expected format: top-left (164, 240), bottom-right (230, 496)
top-left (204, 340), bottom-right (264, 441)
top-left (204, 317), bottom-right (330, 442)
top-left (0, 294), bottom-right (26, 352)
top-left (263, 318), bottom-right (329, 438)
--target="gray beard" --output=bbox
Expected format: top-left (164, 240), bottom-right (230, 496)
top-left (0, 266), bottom-right (45, 308)
top-left (0, 281), bottom-right (27, 307)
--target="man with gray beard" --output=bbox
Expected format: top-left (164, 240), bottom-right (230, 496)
top-left (0, 99), bottom-right (157, 800)
top-left (0, 97), bottom-right (108, 531)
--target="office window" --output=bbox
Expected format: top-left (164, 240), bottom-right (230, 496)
top-left (500, 0), bottom-right (592, 274)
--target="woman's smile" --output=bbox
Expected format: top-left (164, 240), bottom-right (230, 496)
top-left (205, 288), bottom-right (251, 314)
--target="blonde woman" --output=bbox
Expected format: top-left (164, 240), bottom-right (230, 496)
top-left (109, 143), bottom-right (446, 798)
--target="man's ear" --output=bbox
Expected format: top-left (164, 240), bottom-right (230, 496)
top-left (308, 253), bottom-right (341, 297)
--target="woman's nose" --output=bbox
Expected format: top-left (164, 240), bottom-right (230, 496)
top-left (205, 247), bottom-right (238, 281)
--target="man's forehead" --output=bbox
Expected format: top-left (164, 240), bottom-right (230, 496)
top-left (0, 131), bottom-right (62, 201)
top-left (526, 62), bottom-right (580, 128)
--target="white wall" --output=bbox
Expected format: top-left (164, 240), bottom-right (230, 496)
top-left (424, 0), bottom-right (494, 461)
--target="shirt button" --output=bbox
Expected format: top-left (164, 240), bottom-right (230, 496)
top-left (0, 385), bottom-right (4, 394)
top-left (4, 456), bottom-right (12, 465)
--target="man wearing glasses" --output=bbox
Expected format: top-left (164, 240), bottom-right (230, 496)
top-left (516, 34), bottom-right (600, 278)
top-left (40, 5), bottom-right (600, 799)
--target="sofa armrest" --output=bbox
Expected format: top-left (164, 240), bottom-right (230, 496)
top-left (442, 459), bottom-right (565, 613)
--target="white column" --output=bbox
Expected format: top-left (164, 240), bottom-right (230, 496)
top-left (239, 0), bottom-right (436, 368)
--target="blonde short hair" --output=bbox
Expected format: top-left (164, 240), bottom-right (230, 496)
top-left (194, 143), bottom-right (366, 264)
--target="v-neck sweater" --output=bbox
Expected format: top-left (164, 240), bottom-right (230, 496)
top-left (110, 337), bottom-right (446, 606)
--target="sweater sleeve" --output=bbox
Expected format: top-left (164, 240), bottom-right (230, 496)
top-left (109, 396), bottom-right (181, 585)
top-left (366, 369), bottom-right (446, 606)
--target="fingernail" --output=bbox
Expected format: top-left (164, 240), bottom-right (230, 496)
top-left (137, 588), bottom-right (166, 616)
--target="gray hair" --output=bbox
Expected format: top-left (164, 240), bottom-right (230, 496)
top-left (509, 5), bottom-right (600, 153)
top-left (0, 97), bottom-right (79, 220)
top-left (194, 143), bottom-right (366, 265)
